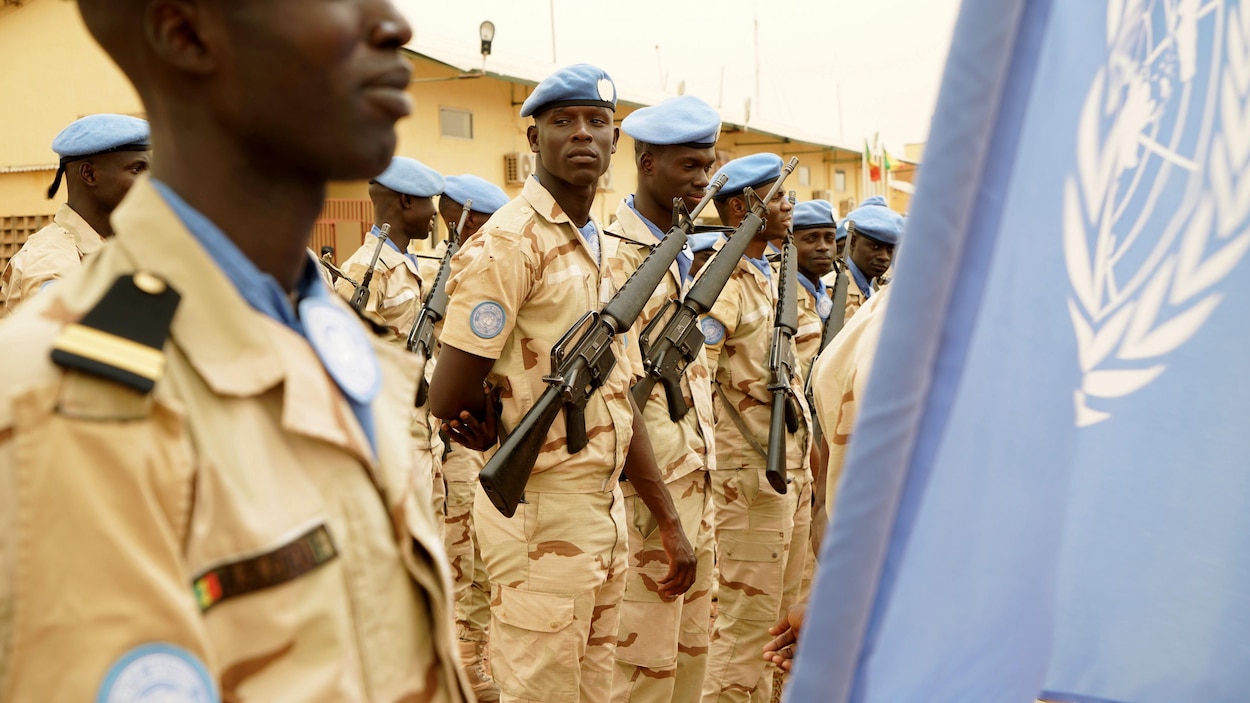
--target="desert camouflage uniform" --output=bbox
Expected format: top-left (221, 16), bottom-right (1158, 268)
top-left (442, 176), bottom-right (634, 703)
top-left (0, 203), bottom-right (105, 317)
top-left (603, 203), bottom-right (718, 703)
top-left (794, 280), bottom-right (830, 385)
top-left (699, 257), bottom-right (813, 703)
top-left (0, 180), bottom-right (469, 702)
top-left (442, 445), bottom-right (492, 644)
top-left (335, 235), bottom-right (446, 525)
top-left (811, 286), bottom-right (892, 512)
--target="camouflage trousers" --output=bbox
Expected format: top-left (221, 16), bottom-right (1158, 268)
top-left (611, 470), bottom-right (715, 703)
top-left (443, 446), bottom-right (491, 643)
top-left (475, 484), bottom-right (628, 703)
top-left (702, 468), bottom-right (812, 703)
top-left (412, 408), bottom-right (446, 535)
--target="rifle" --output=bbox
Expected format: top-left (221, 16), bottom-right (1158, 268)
top-left (632, 157), bottom-right (800, 421)
top-left (478, 177), bottom-right (728, 518)
top-left (764, 192), bottom-right (802, 494)
top-left (349, 223), bottom-right (390, 314)
top-left (805, 260), bottom-right (850, 443)
top-left (407, 200), bottom-right (472, 407)
top-left (319, 254), bottom-right (358, 287)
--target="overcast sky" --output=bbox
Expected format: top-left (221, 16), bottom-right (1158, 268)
top-left (397, 0), bottom-right (962, 153)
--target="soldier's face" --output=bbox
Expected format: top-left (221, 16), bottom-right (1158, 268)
top-left (85, 150), bottom-right (150, 213)
top-left (212, 0), bottom-right (414, 181)
top-left (761, 188), bottom-right (793, 240)
top-left (849, 234), bottom-right (894, 279)
top-left (795, 226), bottom-right (838, 279)
top-left (406, 195), bottom-right (438, 240)
top-left (529, 106), bottom-right (619, 188)
top-left (649, 145), bottom-right (717, 213)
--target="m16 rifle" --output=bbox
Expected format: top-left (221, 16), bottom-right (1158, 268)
top-left (407, 200), bottom-right (472, 407)
top-left (764, 192), bottom-right (802, 494)
top-left (349, 223), bottom-right (390, 314)
top-left (632, 157), bottom-right (800, 421)
top-left (478, 177), bottom-right (728, 518)
top-left (318, 254), bottom-right (358, 287)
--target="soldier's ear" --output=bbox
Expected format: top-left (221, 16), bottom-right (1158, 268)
top-left (638, 150), bottom-right (654, 175)
top-left (526, 125), bottom-right (539, 154)
top-left (78, 161), bottom-right (98, 188)
top-left (399, 193), bottom-right (413, 210)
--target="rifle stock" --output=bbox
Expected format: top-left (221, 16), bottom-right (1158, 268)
top-left (349, 223), bottom-right (390, 314)
top-left (634, 158), bottom-right (799, 421)
top-left (408, 201), bottom-right (472, 406)
top-left (478, 179), bottom-right (729, 517)
top-left (764, 192), bottom-right (801, 494)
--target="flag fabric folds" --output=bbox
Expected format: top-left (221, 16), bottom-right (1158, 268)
top-left (789, 0), bottom-right (1250, 701)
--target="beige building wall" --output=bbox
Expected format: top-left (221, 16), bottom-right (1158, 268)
top-left (0, 0), bottom-right (912, 261)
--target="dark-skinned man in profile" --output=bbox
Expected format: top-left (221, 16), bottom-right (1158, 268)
top-left (0, 1), bottom-right (470, 700)
top-left (0, 114), bottom-right (150, 316)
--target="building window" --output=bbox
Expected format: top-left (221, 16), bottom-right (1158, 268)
top-left (440, 107), bottom-right (473, 140)
top-left (835, 169), bottom-right (846, 192)
top-left (797, 165), bottom-right (811, 186)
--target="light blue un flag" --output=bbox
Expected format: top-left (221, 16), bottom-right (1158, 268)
top-left (789, 0), bottom-right (1250, 702)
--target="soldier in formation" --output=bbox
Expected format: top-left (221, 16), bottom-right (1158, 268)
top-left (0, 5), bottom-right (909, 698)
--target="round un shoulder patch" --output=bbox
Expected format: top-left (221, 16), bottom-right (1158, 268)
top-left (700, 317), bottom-right (725, 345)
top-left (299, 297), bottom-right (381, 404)
top-left (97, 644), bottom-right (216, 703)
top-left (470, 301), bottom-right (507, 339)
top-left (818, 296), bottom-right (834, 319)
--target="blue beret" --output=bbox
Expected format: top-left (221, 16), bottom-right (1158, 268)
top-left (712, 153), bottom-right (783, 199)
top-left (845, 198), bottom-right (905, 246)
top-left (689, 230), bottom-right (725, 253)
top-left (622, 95), bottom-right (721, 148)
top-left (521, 64), bottom-right (617, 118)
top-left (442, 175), bottom-right (510, 214)
top-left (47, 114), bottom-right (150, 199)
top-left (375, 157), bottom-right (444, 198)
top-left (793, 200), bottom-right (837, 230)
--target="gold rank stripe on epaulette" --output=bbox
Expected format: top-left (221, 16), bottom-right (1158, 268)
top-left (50, 272), bottom-right (180, 393)
top-left (193, 523), bottom-right (339, 613)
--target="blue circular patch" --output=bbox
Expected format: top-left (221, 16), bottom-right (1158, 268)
top-left (97, 643), bottom-right (216, 703)
top-left (818, 296), bottom-right (834, 319)
top-left (700, 317), bottom-right (725, 345)
top-left (470, 301), bottom-right (507, 339)
top-left (300, 297), bottom-right (381, 404)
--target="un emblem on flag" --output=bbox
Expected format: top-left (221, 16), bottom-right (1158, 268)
top-left (1065, 0), bottom-right (1250, 427)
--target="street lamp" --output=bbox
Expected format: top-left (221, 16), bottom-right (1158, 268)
top-left (480, 21), bottom-right (495, 59)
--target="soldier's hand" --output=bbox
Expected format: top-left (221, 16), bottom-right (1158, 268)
top-left (442, 385), bottom-right (498, 451)
top-left (762, 604), bottom-right (806, 671)
top-left (656, 523), bottom-right (697, 600)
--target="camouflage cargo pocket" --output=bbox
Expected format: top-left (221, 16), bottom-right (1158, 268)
top-left (615, 566), bottom-right (681, 669)
top-left (490, 585), bottom-right (580, 702)
top-left (716, 529), bottom-right (785, 622)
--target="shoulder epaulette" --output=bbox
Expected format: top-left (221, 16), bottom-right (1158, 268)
top-left (50, 272), bottom-right (180, 393)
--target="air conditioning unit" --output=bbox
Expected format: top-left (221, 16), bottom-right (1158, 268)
top-left (598, 167), bottom-right (615, 192)
top-left (503, 152), bottom-right (536, 185)
top-left (811, 189), bottom-right (834, 202)
top-left (839, 198), bottom-right (857, 217)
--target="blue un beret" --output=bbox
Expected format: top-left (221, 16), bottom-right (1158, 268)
top-left (793, 200), bottom-right (837, 230)
top-left (837, 196), bottom-right (888, 241)
top-left (689, 230), bottom-right (726, 253)
top-left (622, 95), bottom-right (721, 148)
top-left (442, 175), bottom-right (510, 214)
top-left (712, 153), bottom-right (783, 200)
top-left (375, 157), bottom-right (444, 198)
top-left (521, 64), bottom-right (617, 118)
top-left (47, 114), bottom-right (150, 199)
top-left (844, 196), bottom-right (905, 246)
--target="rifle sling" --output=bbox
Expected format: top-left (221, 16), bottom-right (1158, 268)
top-left (714, 380), bottom-right (770, 461)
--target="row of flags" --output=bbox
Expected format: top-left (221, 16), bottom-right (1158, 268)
top-left (789, 0), bottom-right (1250, 701)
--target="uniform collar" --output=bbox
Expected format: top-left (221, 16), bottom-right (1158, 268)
top-left (522, 175), bottom-right (602, 262)
top-left (370, 225), bottom-right (421, 277)
top-left (614, 197), bottom-right (691, 287)
top-left (55, 203), bottom-right (106, 257)
top-left (846, 257), bottom-right (873, 298)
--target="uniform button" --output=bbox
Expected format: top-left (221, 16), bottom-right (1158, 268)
top-left (133, 271), bottom-right (167, 295)
top-left (550, 621), bottom-right (560, 630)
top-left (772, 553), bottom-right (779, 559)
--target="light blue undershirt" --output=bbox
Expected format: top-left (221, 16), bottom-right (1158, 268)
top-left (846, 257), bottom-right (873, 299)
top-left (625, 194), bottom-right (692, 285)
top-left (151, 179), bottom-right (377, 450)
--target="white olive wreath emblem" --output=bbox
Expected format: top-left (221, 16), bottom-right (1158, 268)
top-left (1066, 0), bottom-right (1250, 427)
